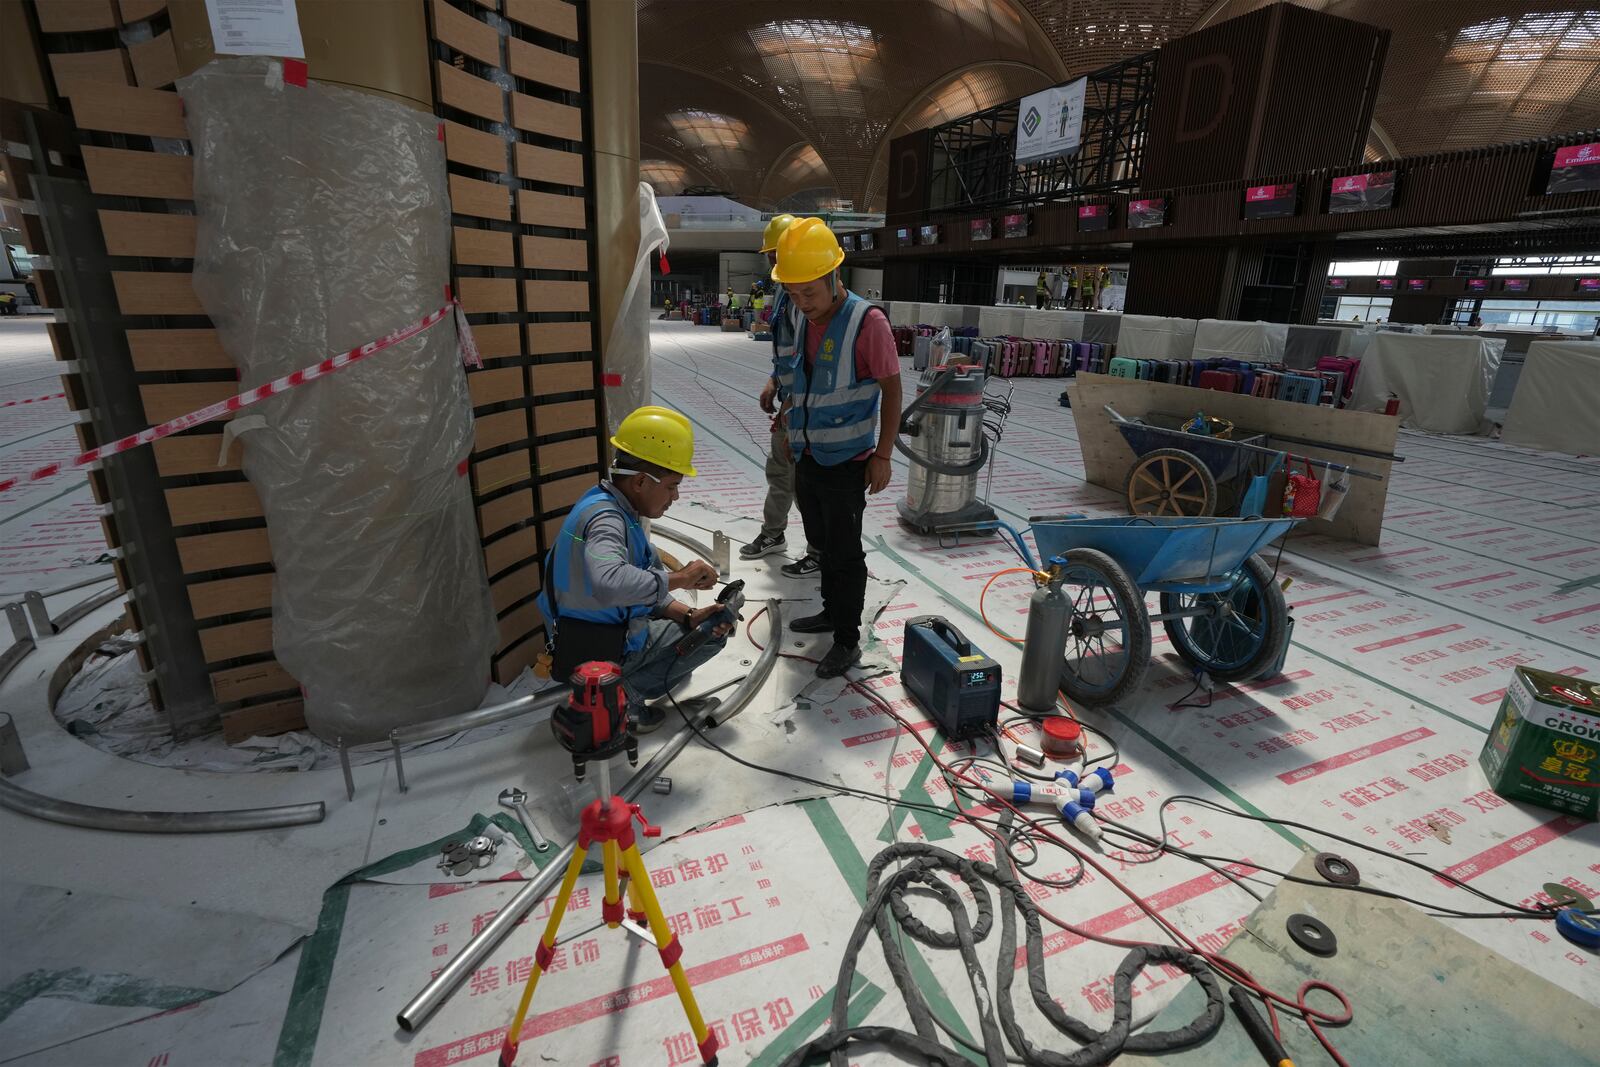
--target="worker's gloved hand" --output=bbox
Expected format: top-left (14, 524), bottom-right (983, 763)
top-left (759, 378), bottom-right (778, 414)
top-left (670, 560), bottom-right (718, 592)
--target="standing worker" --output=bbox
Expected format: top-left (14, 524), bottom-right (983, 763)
top-left (771, 218), bottom-right (903, 678)
top-left (742, 214), bottom-right (823, 578)
top-left (1035, 270), bottom-right (1049, 310)
top-left (538, 406), bottom-right (733, 733)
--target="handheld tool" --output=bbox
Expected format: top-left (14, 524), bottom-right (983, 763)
top-left (675, 579), bottom-right (746, 658)
top-left (1229, 985), bottom-right (1296, 1067)
top-left (498, 787), bottom-right (551, 852)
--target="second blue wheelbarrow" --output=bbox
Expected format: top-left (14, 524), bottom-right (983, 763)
top-left (1028, 514), bottom-right (1298, 706)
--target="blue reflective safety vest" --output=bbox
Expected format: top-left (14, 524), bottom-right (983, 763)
top-left (770, 288), bottom-right (798, 400)
top-left (536, 483), bottom-right (658, 657)
top-left (779, 291), bottom-right (880, 466)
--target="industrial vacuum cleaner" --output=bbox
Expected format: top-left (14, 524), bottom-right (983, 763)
top-left (895, 352), bottom-right (1014, 539)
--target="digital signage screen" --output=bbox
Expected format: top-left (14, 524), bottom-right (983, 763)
top-left (1077, 204), bottom-right (1109, 231)
top-left (1375, 278), bottom-right (1396, 292)
top-left (1406, 278), bottom-right (1429, 292)
top-left (895, 227), bottom-right (912, 248)
top-left (970, 218), bottom-right (993, 242)
top-left (1547, 142), bottom-right (1600, 194)
top-left (1128, 198), bottom-right (1167, 229)
top-left (1465, 278), bottom-right (1489, 292)
top-left (1326, 277), bottom-right (1347, 290)
top-left (858, 232), bottom-right (874, 251)
top-left (918, 224), bottom-right (941, 246)
top-left (1502, 278), bottom-right (1530, 292)
top-left (840, 234), bottom-right (856, 251)
top-left (1329, 170), bottom-right (1397, 213)
top-left (1002, 213), bottom-right (1029, 239)
top-left (1243, 183), bottom-right (1297, 220)
top-left (1578, 278), bottom-right (1600, 293)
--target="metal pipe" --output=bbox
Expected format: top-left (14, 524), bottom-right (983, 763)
top-left (390, 688), bottom-right (569, 793)
top-left (396, 599), bottom-right (782, 1033)
top-left (0, 777), bottom-right (325, 833)
top-left (51, 586), bottom-right (123, 631)
top-left (651, 524), bottom-right (717, 569)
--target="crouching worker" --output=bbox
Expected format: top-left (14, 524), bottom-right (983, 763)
top-left (538, 406), bottom-right (732, 733)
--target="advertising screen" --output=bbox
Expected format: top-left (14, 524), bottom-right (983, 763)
top-left (1243, 183), bottom-right (1297, 220)
top-left (1329, 170), bottom-right (1397, 213)
top-left (895, 227), bottom-right (912, 248)
top-left (918, 224), bottom-right (941, 245)
top-left (1466, 278), bottom-right (1488, 292)
top-left (1128, 198), bottom-right (1167, 229)
top-left (1375, 277), bottom-right (1395, 292)
top-left (1077, 204), bottom-right (1109, 232)
top-left (1406, 278), bottom-right (1429, 292)
top-left (970, 218), bottom-right (993, 241)
top-left (1326, 278), bottom-right (1347, 290)
top-left (840, 234), bottom-right (856, 251)
top-left (1503, 278), bottom-right (1530, 292)
top-left (1547, 142), bottom-right (1600, 195)
top-left (1002, 213), bottom-right (1029, 239)
top-left (1014, 79), bottom-right (1087, 165)
top-left (859, 232), bottom-right (874, 251)
top-left (1578, 278), bottom-right (1600, 293)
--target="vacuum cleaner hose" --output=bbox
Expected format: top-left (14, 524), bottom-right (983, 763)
top-left (896, 365), bottom-right (992, 477)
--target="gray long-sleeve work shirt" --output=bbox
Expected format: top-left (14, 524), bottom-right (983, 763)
top-left (575, 483), bottom-right (673, 614)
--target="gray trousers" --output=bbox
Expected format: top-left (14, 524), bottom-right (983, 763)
top-left (761, 421), bottom-right (820, 558)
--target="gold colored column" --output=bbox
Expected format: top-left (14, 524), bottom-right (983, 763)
top-left (164, 0), bottom-right (433, 111)
top-left (587, 0), bottom-right (642, 419)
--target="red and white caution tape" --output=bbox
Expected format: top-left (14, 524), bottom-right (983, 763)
top-left (1, 392), bottom-right (66, 409)
top-left (0, 303), bottom-right (454, 494)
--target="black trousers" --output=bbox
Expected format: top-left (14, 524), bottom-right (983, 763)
top-left (794, 454), bottom-right (868, 648)
top-left (1035, 293), bottom-right (1048, 309)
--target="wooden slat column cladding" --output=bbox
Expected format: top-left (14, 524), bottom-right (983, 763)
top-left (428, 0), bottom-right (603, 685)
top-left (30, 1), bottom-right (302, 738)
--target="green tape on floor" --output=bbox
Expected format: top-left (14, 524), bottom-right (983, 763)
top-left (0, 968), bottom-right (219, 1029)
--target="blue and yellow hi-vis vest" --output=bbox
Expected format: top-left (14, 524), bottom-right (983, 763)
top-left (536, 483), bottom-right (658, 656)
top-left (779, 291), bottom-right (880, 466)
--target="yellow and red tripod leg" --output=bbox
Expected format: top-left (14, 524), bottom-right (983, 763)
top-left (601, 837), bottom-right (624, 928)
top-left (620, 842), bottom-right (719, 1065)
top-left (623, 868), bottom-right (647, 925)
top-left (496, 844), bottom-right (587, 1066)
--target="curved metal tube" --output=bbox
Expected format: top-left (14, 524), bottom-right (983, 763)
top-left (895, 364), bottom-right (991, 477)
top-left (651, 524), bottom-right (715, 565)
top-left (390, 688), bottom-right (569, 793)
top-left (0, 776), bottom-right (325, 833)
top-left (396, 598), bottom-right (782, 1033)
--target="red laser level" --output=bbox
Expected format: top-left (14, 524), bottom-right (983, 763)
top-left (551, 661), bottom-right (637, 780)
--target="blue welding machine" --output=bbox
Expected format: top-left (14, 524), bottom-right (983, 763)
top-left (900, 616), bottom-right (1001, 741)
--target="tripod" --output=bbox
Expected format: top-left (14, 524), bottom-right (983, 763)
top-left (497, 749), bottom-right (719, 1065)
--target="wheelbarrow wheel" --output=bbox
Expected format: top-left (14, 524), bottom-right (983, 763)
top-left (1160, 554), bottom-right (1287, 682)
top-left (1124, 448), bottom-right (1216, 517)
top-left (1056, 548), bottom-right (1151, 707)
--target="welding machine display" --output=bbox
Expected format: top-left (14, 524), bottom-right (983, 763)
top-left (900, 616), bottom-right (1001, 740)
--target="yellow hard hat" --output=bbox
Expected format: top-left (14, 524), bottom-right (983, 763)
top-left (771, 217), bottom-right (844, 284)
top-left (759, 213), bottom-right (796, 253)
top-left (611, 406), bottom-right (697, 477)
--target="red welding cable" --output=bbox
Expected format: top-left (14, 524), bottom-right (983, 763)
top-left (853, 679), bottom-right (1356, 1065)
top-left (744, 605), bottom-right (821, 664)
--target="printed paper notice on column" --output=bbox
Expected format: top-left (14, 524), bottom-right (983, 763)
top-left (204, 0), bottom-right (306, 58)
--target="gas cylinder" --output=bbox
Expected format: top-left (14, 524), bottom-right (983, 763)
top-left (1017, 579), bottom-right (1070, 713)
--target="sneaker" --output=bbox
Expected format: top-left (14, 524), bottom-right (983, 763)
top-left (816, 643), bottom-right (861, 679)
top-left (740, 531), bottom-right (786, 560)
top-left (780, 554), bottom-right (822, 578)
top-left (790, 612), bottom-right (832, 634)
top-left (631, 702), bottom-right (667, 735)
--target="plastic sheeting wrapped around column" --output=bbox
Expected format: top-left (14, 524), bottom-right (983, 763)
top-left (180, 58), bottom-right (496, 743)
top-left (604, 182), bottom-right (669, 435)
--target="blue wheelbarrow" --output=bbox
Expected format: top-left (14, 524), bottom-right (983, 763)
top-left (1028, 514), bottom-right (1297, 706)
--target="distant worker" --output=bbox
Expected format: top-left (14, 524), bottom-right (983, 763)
top-left (1096, 265), bottom-right (1111, 310)
top-left (539, 406), bottom-right (731, 733)
top-left (743, 214), bottom-right (824, 578)
top-left (1035, 270), bottom-right (1050, 310)
top-left (771, 218), bottom-right (903, 678)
